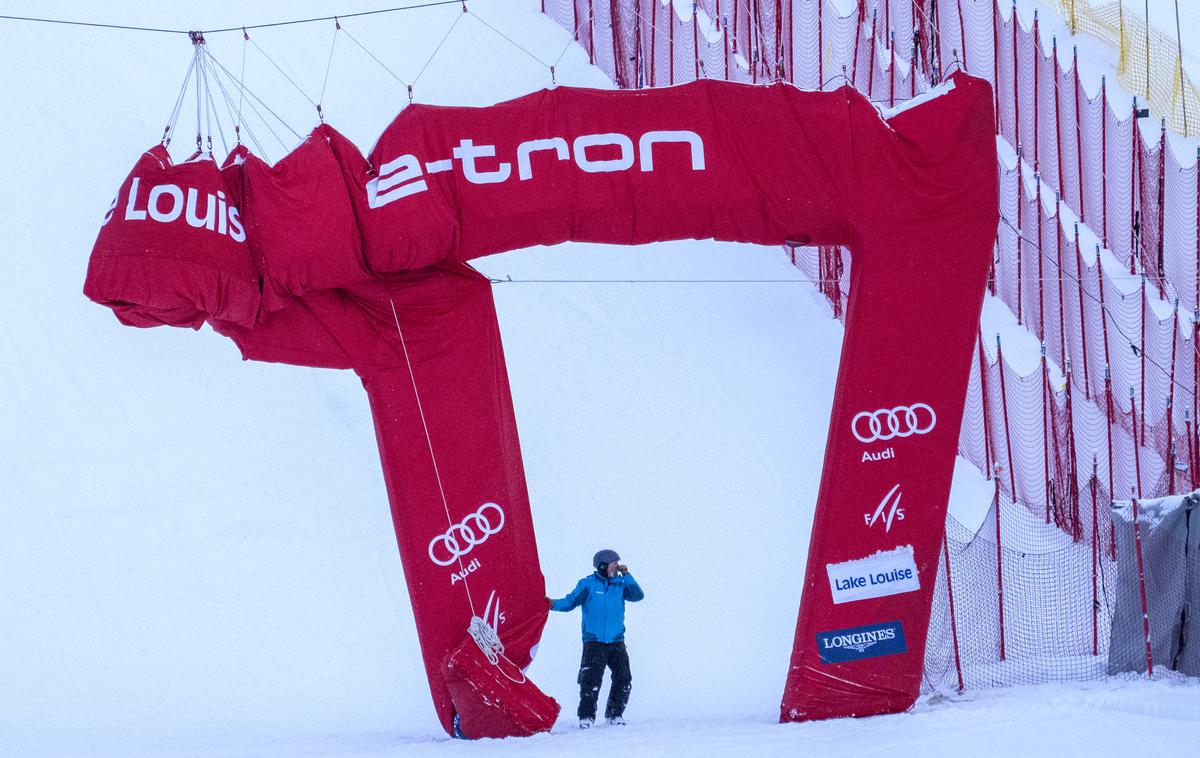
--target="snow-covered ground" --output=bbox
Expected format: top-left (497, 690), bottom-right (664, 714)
top-left (1, 1), bottom-right (1198, 755)
top-left (11, 680), bottom-right (1200, 756)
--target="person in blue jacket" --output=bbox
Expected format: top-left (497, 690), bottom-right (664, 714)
top-left (548, 548), bottom-right (644, 729)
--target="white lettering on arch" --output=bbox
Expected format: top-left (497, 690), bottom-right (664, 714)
top-left (638, 130), bottom-right (706, 172)
top-left (517, 137), bottom-right (569, 180)
top-left (572, 133), bottom-right (634, 173)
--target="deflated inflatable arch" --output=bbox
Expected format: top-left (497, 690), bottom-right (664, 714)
top-left (84, 72), bottom-right (998, 737)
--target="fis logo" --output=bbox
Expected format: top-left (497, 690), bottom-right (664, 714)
top-left (482, 590), bottom-right (506, 628)
top-left (368, 130), bottom-right (706, 208)
top-left (864, 484), bottom-right (905, 532)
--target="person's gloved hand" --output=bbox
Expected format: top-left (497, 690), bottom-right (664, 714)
top-left (615, 564), bottom-right (629, 576)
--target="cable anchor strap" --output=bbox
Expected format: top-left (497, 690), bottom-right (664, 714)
top-left (189, 30), bottom-right (205, 46)
top-left (468, 617), bottom-right (502, 666)
top-left (467, 617), bottom-right (528, 684)
top-left (407, 83), bottom-right (413, 103)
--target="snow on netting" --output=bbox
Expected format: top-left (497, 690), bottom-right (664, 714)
top-left (923, 484), bottom-right (1119, 692)
top-left (543, 0), bottom-right (1200, 691)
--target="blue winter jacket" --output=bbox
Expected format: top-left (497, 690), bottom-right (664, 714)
top-left (550, 571), bottom-right (645, 643)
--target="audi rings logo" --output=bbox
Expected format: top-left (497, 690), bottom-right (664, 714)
top-left (851, 403), bottom-right (937, 443)
top-left (428, 503), bottom-right (506, 567)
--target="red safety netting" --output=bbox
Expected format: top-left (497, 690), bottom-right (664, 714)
top-left (542, 0), bottom-right (1200, 693)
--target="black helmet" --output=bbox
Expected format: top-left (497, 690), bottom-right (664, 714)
top-left (593, 549), bottom-right (620, 571)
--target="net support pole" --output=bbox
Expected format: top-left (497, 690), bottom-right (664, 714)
top-left (1105, 365), bottom-right (1117, 559)
top-left (1054, 37), bottom-right (1064, 192)
top-left (957, 0), bottom-right (967, 72)
top-left (1012, 1), bottom-right (1020, 146)
top-left (993, 0), bottom-right (1000, 132)
top-left (611, 0), bottom-right (624, 88)
top-left (1056, 194), bottom-right (1066, 357)
top-left (1140, 273), bottom-right (1147, 446)
top-left (1131, 99), bottom-right (1141, 275)
top-left (979, 331), bottom-right (995, 477)
top-left (1188, 414), bottom-right (1196, 491)
top-left (997, 334), bottom-right (1018, 500)
top-left (1036, 178), bottom-right (1045, 340)
top-left (1156, 120), bottom-right (1166, 296)
top-left (817, 0), bottom-right (824, 88)
top-left (733, 0), bottom-right (739, 56)
top-left (1168, 304), bottom-right (1179, 491)
top-left (993, 0), bottom-right (1003, 131)
top-left (890, 30), bottom-right (896, 107)
top-left (1175, 0), bottom-right (1188, 133)
top-left (1131, 386), bottom-right (1143, 497)
top-left (1131, 496), bottom-right (1155, 675)
top-left (1065, 360), bottom-right (1080, 538)
top-left (1074, 46), bottom-right (1085, 222)
top-left (651, 0), bottom-right (657, 85)
top-left (751, 1), bottom-right (757, 85)
top-left (1017, 145), bottom-right (1025, 325)
top-left (1075, 225), bottom-right (1091, 398)
top-left (994, 473), bottom-right (1008, 661)
top-left (1193, 316), bottom-right (1199, 491)
top-left (868, 9), bottom-right (877, 99)
top-left (1195, 151), bottom-right (1199, 486)
top-left (724, 4), bottom-right (731, 82)
top-left (1102, 76), bottom-right (1109, 248)
top-left (1098, 254), bottom-right (1113, 376)
top-left (1143, 0), bottom-right (1151, 100)
top-left (786, 0), bottom-right (793, 82)
top-left (1042, 344), bottom-right (1052, 523)
top-left (668, 2), bottom-right (674, 84)
top-left (851, 1), bottom-right (863, 85)
top-left (1090, 456), bottom-right (1099, 655)
top-left (911, 28), bottom-right (918, 98)
top-left (943, 537), bottom-right (965, 692)
top-left (1032, 12), bottom-right (1040, 172)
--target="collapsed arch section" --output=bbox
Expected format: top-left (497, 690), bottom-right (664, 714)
top-left (84, 73), bottom-right (998, 736)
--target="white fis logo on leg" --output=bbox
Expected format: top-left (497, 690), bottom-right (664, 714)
top-left (428, 502), bottom-right (505, 567)
top-left (482, 590), bottom-right (506, 629)
top-left (367, 130), bottom-right (706, 208)
top-left (864, 484), bottom-right (905, 531)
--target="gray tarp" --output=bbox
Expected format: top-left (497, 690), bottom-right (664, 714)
top-left (1108, 493), bottom-right (1199, 675)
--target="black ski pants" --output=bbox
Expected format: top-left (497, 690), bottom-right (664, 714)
top-left (577, 640), bottom-right (632, 720)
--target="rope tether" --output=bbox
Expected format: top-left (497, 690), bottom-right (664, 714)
top-left (380, 280), bottom-right (477, 618)
top-left (380, 279), bottom-right (533, 683)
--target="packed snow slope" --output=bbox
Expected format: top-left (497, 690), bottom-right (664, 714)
top-left (1, 1), bottom-right (1198, 755)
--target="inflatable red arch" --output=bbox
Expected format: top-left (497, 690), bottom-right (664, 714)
top-left (85, 72), bottom-right (997, 738)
